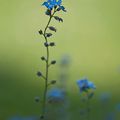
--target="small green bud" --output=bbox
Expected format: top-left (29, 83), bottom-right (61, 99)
top-left (54, 5), bottom-right (57, 9)
top-left (49, 26), bottom-right (57, 32)
top-left (44, 42), bottom-right (49, 47)
top-left (51, 60), bottom-right (56, 65)
top-left (45, 9), bottom-right (51, 16)
top-left (37, 71), bottom-right (42, 77)
top-left (38, 30), bottom-right (43, 35)
top-left (41, 56), bottom-right (46, 61)
top-left (51, 80), bottom-right (56, 84)
top-left (57, 7), bottom-right (61, 11)
top-left (49, 42), bottom-right (55, 47)
top-left (40, 115), bottom-right (44, 119)
top-left (45, 33), bottom-right (52, 37)
top-left (35, 96), bottom-right (40, 103)
top-left (54, 16), bottom-right (63, 22)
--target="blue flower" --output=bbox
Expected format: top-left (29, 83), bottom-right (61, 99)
top-left (47, 88), bottom-right (65, 103)
top-left (77, 78), bottom-right (96, 93)
top-left (105, 112), bottom-right (115, 120)
top-left (42, 0), bottom-right (66, 11)
top-left (99, 92), bottom-right (111, 103)
top-left (116, 103), bottom-right (120, 112)
top-left (60, 55), bottom-right (70, 66)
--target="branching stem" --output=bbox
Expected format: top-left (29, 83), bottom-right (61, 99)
top-left (41, 9), bottom-right (56, 118)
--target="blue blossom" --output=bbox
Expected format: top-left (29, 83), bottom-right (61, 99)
top-left (60, 55), bottom-right (71, 66)
top-left (116, 103), bottom-right (120, 112)
top-left (47, 88), bottom-right (65, 103)
top-left (105, 112), bottom-right (115, 120)
top-left (77, 78), bottom-right (96, 93)
top-left (42, 0), bottom-right (66, 11)
top-left (99, 92), bottom-right (111, 103)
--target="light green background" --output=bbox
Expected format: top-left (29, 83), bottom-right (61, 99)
top-left (0, 0), bottom-right (120, 119)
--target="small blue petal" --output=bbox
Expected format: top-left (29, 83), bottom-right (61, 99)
top-left (106, 112), bottom-right (115, 120)
top-left (57, 0), bottom-right (62, 5)
top-left (77, 78), bottom-right (96, 93)
top-left (42, 2), bottom-right (49, 8)
top-left (100, 93), bottom-right (111, 103)
top-left (42, 0), bottom-right (65, 10)
top-left (88, 81), bottom-right (96, 89)
top-left (116, 103), bottom-right (120, 111)
top-left (47, 88), bottom-right (64, 103)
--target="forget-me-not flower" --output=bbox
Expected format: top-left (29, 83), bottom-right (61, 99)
top-left (99, 92), bottom-right (111, 103)
top-left (42, 0), bottom-right (66, 11)
top-left (105, 112), bottom-right (115, 120)
top-left (47, 88), bottom-right (65, 103)
top-left (116, 103), bottom-right (120, 112)
top-left (77, 78), bottom-right (96, 93)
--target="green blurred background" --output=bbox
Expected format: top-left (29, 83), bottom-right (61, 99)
top-left (0, 0), bottom-right (120, 119)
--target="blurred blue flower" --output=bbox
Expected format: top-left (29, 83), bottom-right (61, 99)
top-left (116, 103), bottom-right (120, 112)
top-left (60, 55), bottom-right (71, 66)
top-left (77, 78), bottom-right (96, 93)
top-left (42, 0), bottom-right (66, 11)
top-left (99, 92), bottom-right (111, 103)
top-left (47, 88), bottom-right (65, 103)
top-left (106, 112), bottom-right (115, 120)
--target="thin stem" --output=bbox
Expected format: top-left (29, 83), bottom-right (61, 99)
top-left (86, 99), bottom-right (89, 120)
top-left (86, 96), bottom-right (90, 120)
top-left (41, 10), bottom-right (56, 118)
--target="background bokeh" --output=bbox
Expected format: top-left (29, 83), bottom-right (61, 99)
top-left (0, 0), bottom-right (120, 119)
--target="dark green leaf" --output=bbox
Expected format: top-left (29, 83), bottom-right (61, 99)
top-left (45, 33), bottom-right (52, 37)
top-left (54, 16), bottom-right (63, 22)
top-left (49, 26), bottom-right (57, 32)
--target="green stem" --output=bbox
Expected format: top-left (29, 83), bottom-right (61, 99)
top-left (86, 99), bottom-right (89, 120)
top-left (86, 95), bottom-right (90, 120)
top-left (41, 10), bottom-right (56, 118)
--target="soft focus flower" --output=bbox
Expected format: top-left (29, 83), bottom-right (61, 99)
top-left (47, 88), bottom-right (65, 103)
top-left (105, 112), bottom-right (115, 120)
top-left (77, 78), bottom-right (96, 93)
top-left (60, 55), bottom-right (71, 66)
top-left (116, 103), bottom-right (120, 112)
top-left (42, 0), bottom-right (66, 11)
top-left (99, 92), bottom-right (111, 103)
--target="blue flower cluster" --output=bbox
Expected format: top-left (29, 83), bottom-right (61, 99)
top-left (47, 88), bottom-right (65, 103)
top-left (99, 92), bottom-right (111, 103)
top-left (116, 103), bottom-right (120, 112)
top-left (77, 78), bottom-right (96, 93)
top-left (42, 0), bottom-right (66, 11)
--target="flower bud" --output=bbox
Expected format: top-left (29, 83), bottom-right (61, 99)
top-left (45, 33), bottom-right (52, 37)
top-left (54, 5), bottom-right (57, 9)
top-left (44, 42), bottom-right (49, 47)
top-left (51, 60), bottom-right (56, 65)
top-left (51, 80), bottom-right (56, 84)
top-left (41, 56), bottom-right (46, 61)
top-left (40, 115), bottom-right (44, 119)
top-left (49, 42), bottom-right (55, 47)
top-left (54, 16), bottom-right (63, 22)
top-left (45, 9), bottom-right (51, 16)
top-left (37, 71), bottom-right (42, 77)
top-left (49, 26), bottom-right (57, 32)
top-left (57, 7), bottom-right (61, 11)
top-left (34, 96), bottom-right (40, 102)
top-left (38, 30), bottom-right (43, 35)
